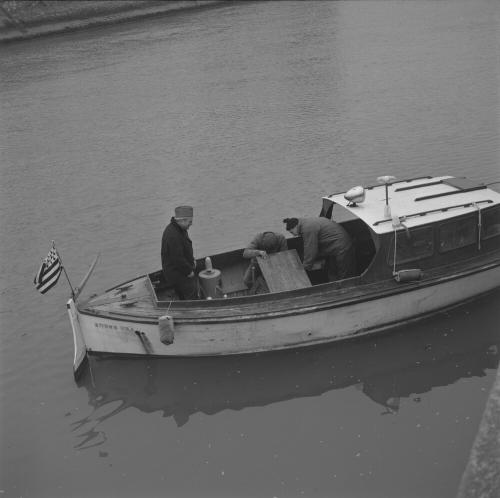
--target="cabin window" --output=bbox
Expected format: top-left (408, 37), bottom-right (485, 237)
top-left (481, 206), bottom-right (500, 240)
top-left (438, 217), bottom-right (476, 253)
top-left (387, 227), bottom-right (434, 265)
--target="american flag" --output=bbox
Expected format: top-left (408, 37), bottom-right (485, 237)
top-left (34, 244), bottom-right (63, 294)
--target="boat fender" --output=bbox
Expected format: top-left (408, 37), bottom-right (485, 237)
top-left (159, 315), bottom-right (175, 344)
top-left (394, 269), bottom-right (423, 283)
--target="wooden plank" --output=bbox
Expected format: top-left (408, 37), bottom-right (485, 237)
top-left (257, 249), bottom-right (311, 293)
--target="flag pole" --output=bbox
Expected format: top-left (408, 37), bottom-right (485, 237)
top-left (53, 241), bottom-right (75, 299)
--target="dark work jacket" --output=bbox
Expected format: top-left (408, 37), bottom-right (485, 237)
top-left (297, 217), bottom-right (353, 270)
top-left (161, 218), bottom-right (195, 281)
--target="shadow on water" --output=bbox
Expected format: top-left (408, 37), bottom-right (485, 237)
top-left (73, 291), bottom-right (500, 449)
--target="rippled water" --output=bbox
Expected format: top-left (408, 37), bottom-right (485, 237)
top-left (1, 1), bottom-right (499, 497)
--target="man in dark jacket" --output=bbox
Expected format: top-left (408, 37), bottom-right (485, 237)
top-left (161, 205), bottom-right (198, 300)
top-left (283, 216), bottom-right (356, 281)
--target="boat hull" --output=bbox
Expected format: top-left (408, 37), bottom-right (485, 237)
top-left (68, 263), bottom-right (500, 368)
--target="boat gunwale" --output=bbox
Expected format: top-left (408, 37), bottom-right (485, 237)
top-left (76, 257), bottom-right (500, 325)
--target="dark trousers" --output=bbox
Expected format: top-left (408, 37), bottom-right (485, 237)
top-left (326, 245), bottom-right (356, 281)
top-left (164, 271), bottom-right (198, 300)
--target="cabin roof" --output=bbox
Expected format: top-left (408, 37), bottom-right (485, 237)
top-left (323, 175), bottom-right (500, 235)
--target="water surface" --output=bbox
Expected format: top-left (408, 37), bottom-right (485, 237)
top-left (1, 1), bottom-right (499, 497)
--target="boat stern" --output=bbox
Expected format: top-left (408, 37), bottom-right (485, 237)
top-left (67, 298), bottom-right (88, 380)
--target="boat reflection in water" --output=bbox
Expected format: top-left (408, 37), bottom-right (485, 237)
top-left (73, 294), bottom-right (499, 448)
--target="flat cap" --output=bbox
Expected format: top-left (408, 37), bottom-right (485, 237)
top-left (174, 205), bottom-right (193, 218)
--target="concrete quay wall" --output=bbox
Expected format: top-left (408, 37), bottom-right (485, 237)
top-left (0, 0), bottom-right (228, 42)
top-left (457, 364), bottom-right (500, 498)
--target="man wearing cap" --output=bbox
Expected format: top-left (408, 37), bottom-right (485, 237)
top-left (242, 231), bottom-right (288, 288)
top-left (161, 205), bottom-right (198, 300)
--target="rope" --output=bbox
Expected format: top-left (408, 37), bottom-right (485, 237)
top-left (393, 228), bottom-right (398, 275)
top-left (474, 203), bottom-right (482, 250)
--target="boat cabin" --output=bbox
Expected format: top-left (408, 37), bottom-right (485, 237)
top-left (323, 175), bottom-right (500, 281)
top-left (150, 175), bottom-right (500, 302)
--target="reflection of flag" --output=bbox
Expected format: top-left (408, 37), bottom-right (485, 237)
top-left (34, 244), bottom-right (62, 294)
